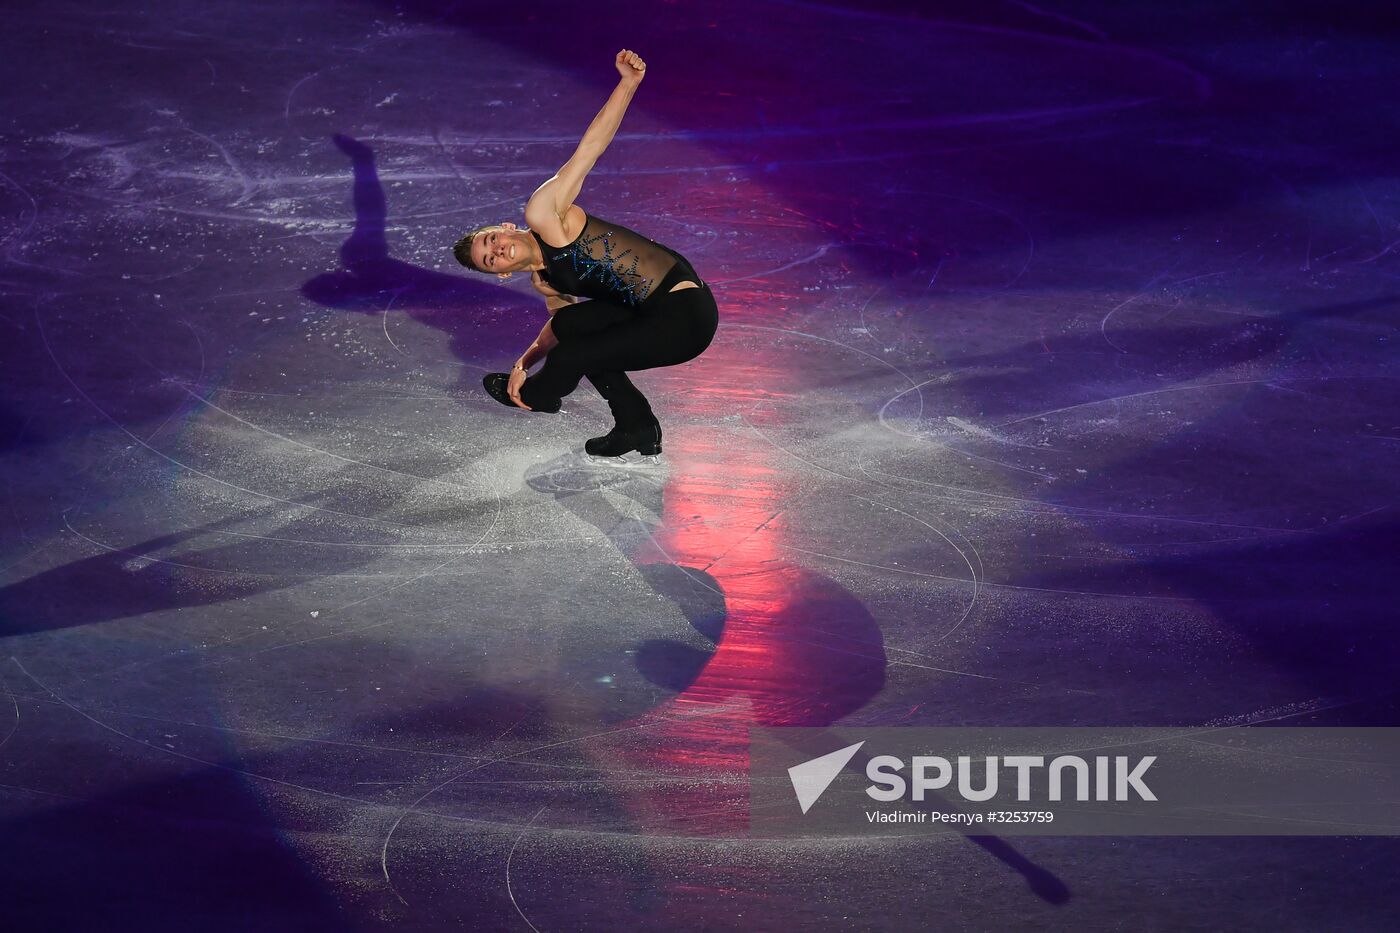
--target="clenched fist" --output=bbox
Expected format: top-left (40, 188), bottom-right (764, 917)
top-left (615, 49), bottom-right (646, 84)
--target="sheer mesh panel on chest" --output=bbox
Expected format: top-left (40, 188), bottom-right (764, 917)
top-left (545, 215), bottom-right (679, 308)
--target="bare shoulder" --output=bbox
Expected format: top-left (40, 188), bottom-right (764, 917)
top-left (524, 199), bottom-right (585, 248)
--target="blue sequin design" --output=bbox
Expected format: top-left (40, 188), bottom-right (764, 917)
top-left (552, 229), bottom-right (653, 307)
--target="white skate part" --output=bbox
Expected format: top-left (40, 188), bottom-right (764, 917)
top-left (587, 450), bottom-right (665, 467)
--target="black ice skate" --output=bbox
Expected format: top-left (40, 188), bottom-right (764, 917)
top-left (482, 373), bottom-right (560, 413)
top-left (585, 418), bottom-right (663, 464)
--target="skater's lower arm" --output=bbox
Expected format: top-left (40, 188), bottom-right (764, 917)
top-left (516, 320), bottom-right (558, 370)
top-left (577, 78), bottom-right (638, 162)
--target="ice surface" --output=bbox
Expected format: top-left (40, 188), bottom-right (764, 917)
top-left (1, 0), bottom-right (1398, 929)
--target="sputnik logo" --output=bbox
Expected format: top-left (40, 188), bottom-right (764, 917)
top-left (788, 741), bottom-right (865, 814)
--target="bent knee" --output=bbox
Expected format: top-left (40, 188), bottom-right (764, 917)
top-left (546, 341), bottom-right (586, 369)
top-left (550, 315), bottom-right (581, 342)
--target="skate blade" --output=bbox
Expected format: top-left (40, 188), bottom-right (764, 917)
top-left (587, 451), bottom-right (664, 467)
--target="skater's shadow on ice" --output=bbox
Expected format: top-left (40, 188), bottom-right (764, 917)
top-left (300, 134), bottom-right (538, 373)
top-left (524, 454), bottom-right (726, 692)
top-left (522, 454), bottom-right (1067, 903)
top-left (522, 452), bottom-right (887, 724)
top-left (0, 496), bottom-right (378, 638)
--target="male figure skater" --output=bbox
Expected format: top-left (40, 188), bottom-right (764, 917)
top-left (454, 50), bottom-right (717, 461)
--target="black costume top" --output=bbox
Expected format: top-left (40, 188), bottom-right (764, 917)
top-left (531, 212), bottom-right (699, 309)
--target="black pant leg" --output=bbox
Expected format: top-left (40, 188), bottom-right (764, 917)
top-left (549, 299), bottom-right (634, 341)
top-left (586, 371), bottom-right (654, 428)
top-left (549, 301), bottom-right (652, 424)
top-left (521, 287), bottom-right (718, 413)
top-left (522, 313), bottom-right (682, 409)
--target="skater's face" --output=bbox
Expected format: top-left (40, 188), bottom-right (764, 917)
top-left (470, 222), bottom-right (531, 276)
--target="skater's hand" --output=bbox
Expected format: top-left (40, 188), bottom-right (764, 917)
top-left (507, 367), bottom-right (532, 410)
top-left (615, 49), bottom-right (646, 85)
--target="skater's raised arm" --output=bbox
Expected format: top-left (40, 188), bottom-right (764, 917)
top-left (525, 50), bottom-right (646, 233)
